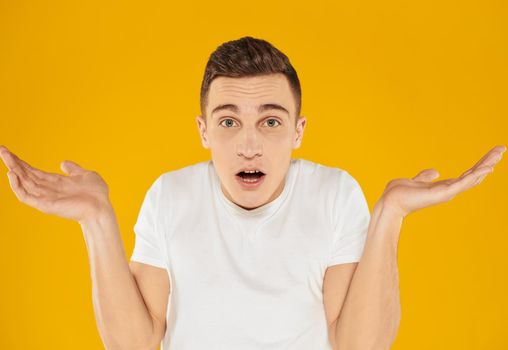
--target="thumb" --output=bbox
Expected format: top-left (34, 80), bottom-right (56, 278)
top-left (412, 168), bottom-right (440, 182)
top-left (60, 160), bottom-right (86, 176)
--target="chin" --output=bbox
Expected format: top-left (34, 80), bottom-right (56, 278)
top-left (231, 190), bottom-right (268, 209)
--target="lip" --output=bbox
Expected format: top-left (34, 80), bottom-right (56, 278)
top-left (235, 173), bottom-right (266, 190)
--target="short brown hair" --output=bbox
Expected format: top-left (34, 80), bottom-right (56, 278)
top-left (200, 36), bottom-right (302, 124)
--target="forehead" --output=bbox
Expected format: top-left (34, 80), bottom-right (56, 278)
top-left (207, 73), bottom-right (295, 115)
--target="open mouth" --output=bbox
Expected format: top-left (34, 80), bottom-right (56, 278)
top-left (235, 170), bottom-right (266, 185)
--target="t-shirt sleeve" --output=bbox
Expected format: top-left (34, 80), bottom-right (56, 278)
top-left (327, 171), bottom-right (371, 267)
top-left (130, 175), bottom-right (167, 269)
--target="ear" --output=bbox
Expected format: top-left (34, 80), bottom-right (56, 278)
top-left (196, 115), bottom-right (210, 149)
top-left (293, 115), bottom-right (307, 149)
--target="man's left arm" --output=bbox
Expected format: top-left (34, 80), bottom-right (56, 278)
top-left (331, 200), bottom-right (402, 350)
top-left (329, 145), bottom-right (505, 350)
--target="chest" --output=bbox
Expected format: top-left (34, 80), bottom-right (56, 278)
top-left (165, 208), bottom-right (333, 295)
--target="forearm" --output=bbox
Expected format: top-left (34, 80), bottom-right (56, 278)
top-left (80, 205), bottom-right (156, 350)
top-left (334, 201), bottom-right (403, 350)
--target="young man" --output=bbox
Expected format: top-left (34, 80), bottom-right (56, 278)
top-left (0, 36), bottom-right (505, 350)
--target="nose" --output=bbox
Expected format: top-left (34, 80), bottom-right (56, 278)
top-left (235, 126), bottom-right (263, 159)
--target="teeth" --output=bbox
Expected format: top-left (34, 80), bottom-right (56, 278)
top-left (243, 170), bottom-right (260, 173)
top-left (242, 177), bottom-right (260, 183)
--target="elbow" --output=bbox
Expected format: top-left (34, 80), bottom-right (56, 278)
top-left (334, 316), bottom-right (401, 350)
top-left (374, 313), bottom-right (401, 350)
top-left (98, 317), bottom-right (163, 350)
top-left (386, 314), bottom-right (401, 348)
top-left (104, 342), bottom-right (157, 350)
top-left (102, 334), bottom-right (158, 350)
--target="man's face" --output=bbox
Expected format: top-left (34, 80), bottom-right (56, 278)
top-left (196, 73), bottom-right (306, 210)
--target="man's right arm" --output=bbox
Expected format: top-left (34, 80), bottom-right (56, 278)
top-left (81, 207), bottom-right (170, 350)
top-left (0, 146), bottom-right (170, 350)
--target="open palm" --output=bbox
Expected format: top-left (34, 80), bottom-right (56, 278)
top-left (0, 145), bottom-right (110, 223)
top-left (380, 145), bottom-right (506, 218)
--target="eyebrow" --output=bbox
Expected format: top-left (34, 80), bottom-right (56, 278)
top-left (211, 103), bottom-right (290, 117)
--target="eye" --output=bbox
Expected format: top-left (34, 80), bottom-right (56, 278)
top-left (263, 118), bottom-right (281, 127)
top-left (219, 118), bottom-right (238, 128)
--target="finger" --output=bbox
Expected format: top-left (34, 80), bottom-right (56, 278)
top-left (6, 171), bottom-right (43, 208)
top-left (446, 165), bottom-right (493, 197)
top-left (461, 145), bottom-right (506, 178)
top-left (22, 161), bottom-right (64, 185)
top-left (7, 150), bottom-right (63, 184)
top-left (0, 146), bottom-right (62, 184)
top-left (474, 145), bottom-right (506, 168)
top-left (10, 154), bottom-right (46, 183)
top-left (470, 165), bottom-right (496, 187)
top-left (0, 148), bottom-right (42, 186)
top-left (15, 156), bottom-right (58, 182)
top-left (412, 168), bottom-right (440, 182)
top-left (471, 173), bottom-right (489, 187)
top-left (0, 146), bottom-right (25, 173)
top-left (460, 152), bottom-right (501, 179)
top-left (60, 160), bottom-right (86, 176)
top-left (8, 163), bottom-right (54, 197)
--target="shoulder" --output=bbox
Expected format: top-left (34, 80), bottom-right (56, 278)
top-left (152, 160), bottom-right (212, 206)
top-left (158, 160), bottom-right (209, 187)
top-left (142, 161), bottom-right (211, 226)
top-left (293, 159), bottom-right (366, 224)
top-left (297, 158), bottom-right (363, 209)
top-left (294, 158), bottom-right (360, 191)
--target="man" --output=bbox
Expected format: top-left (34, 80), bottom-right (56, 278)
top-left (0, 36), bottom-right (505, 350)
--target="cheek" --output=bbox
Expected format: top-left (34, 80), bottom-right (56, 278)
top-left (265, 130), bottom-right (294, 148)
top-left (211, 141), bottom-right (236, 157)
top-left (208, 131), bottom-right (235, 150)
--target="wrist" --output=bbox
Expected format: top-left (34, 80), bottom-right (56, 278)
top-left (370, 199), bottom-right (404, 247)
top-left (374, 195), bottom-right (406, 220)
top-left (78, 201), bottom-right (116, 230)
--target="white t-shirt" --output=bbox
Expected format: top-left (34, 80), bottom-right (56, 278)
top-left (130, 158), bottom-right (371, 350)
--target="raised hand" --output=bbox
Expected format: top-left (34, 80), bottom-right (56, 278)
top-left (0, 145), bottom-right (111, 223)
top-left (379, 145), bottom-right (506, 218)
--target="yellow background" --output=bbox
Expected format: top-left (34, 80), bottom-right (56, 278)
top-left (0, 0), bottom-right (507, 349)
